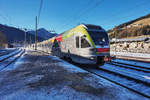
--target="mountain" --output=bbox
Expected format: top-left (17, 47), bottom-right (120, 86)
top-left (28, 28), bottom-right (57, 39)
top-left (108, 14), bottom-right (150, 39)
top-left (0, 24), bottom-right (44, 44)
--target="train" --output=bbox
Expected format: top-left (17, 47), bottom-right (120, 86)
top-left (32, 24), bottom-right (111, 67)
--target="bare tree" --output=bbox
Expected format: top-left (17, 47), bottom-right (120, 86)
top-left (0, 32), bottom-right (6, 48)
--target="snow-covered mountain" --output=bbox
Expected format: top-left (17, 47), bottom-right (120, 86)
top-left (28, 28), bottom-right (57, 39)
top-left (0, 24), bottom-right (44, 43)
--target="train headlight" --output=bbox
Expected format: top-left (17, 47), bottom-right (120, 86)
top-left (104, 56), bottom-right (111, 62)
top-left (90, 57), bottom-right (95, 60)
top-left (90, 48), bottom-right (97, 52)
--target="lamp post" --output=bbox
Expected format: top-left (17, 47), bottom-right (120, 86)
top-left (24, 28), bottom-right (27, 49)
top-left (35, 16), bottom-right (37, 50)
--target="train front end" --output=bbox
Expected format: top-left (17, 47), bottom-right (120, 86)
top-left (85, 24), bottom-right (111, 66)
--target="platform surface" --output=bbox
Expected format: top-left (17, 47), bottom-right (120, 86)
top-left (0, 50), bottom-right (148, 100)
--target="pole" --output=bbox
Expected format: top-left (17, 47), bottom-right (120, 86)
top-left (24, 28), bottom-right (27, 49)
top-left (115, 30), bottom-right (117, 55)
top-left (35, 16), bottom-right (37, 50)
top-left (126, 26), bottom-right (127, 38)
top-left (30, 35), bottom-right (32, 48)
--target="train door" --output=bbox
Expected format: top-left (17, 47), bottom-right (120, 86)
top-left (75, 35), bottom-right (91, 55)
top-left (74, 35), bottom-right (93, 64)
top-left (79, 36), bottom-right (92, 57)
top-left (75, 36), bottom-right (80, 56)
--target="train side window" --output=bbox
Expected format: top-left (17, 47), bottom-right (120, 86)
top-left (81, 37), bottom-right (90, 48)
top-left (76, 36), bottom-right (79, 48)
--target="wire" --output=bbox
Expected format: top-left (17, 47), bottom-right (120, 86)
top-left (59, 0), bottom-right (104, 32)
top-left (0, 14), bottom-right (8, 22)
top-left (58, 0), bottom-right (94, 30)
top-left (37, 0), bottom-right (43, 25)
top-left (0, 13), bottom-right (12, 25)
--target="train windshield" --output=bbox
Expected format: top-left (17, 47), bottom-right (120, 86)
top-left (88, 31), bottom-right (109, 45)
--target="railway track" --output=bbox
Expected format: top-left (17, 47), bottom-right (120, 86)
top-left (67, 60), bottom-right (150, 99)
top-left (0, 49), bottom-right (25, 71)
top-left (35, 50), bottom-right (150, 99)
top-left (110, 60), bottom-right (150, 70)
top-left (0, 49), bottom-right (22, 62)
top-left (0, 48), bottom-right (18, 57)
top-left (107, 61), bottom-right (150, 73)
top-left (82, 65), bottom-right (150, 99)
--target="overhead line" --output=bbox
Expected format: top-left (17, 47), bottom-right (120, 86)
top-left (58, 0), bottom-right (94, 31)
top-left (37, 0), bottom-right (43, 25)
top-left (59, 0), bottom-right (104, 32)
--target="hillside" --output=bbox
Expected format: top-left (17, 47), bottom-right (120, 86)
top-left (108, 14), bottom-right (150, 39)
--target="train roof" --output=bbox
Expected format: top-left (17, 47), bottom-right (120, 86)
top-left (80, 24), bottom-right (103, 30)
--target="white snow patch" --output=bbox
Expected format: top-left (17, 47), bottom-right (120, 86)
top-left (5, 48), bottom-right (16, 50)
top-left (2, 51), bottom-right (25, 71)
top-left (102, 64), bottom-right (150, 84)
top-left (113, 59), bottom-right (150, 68)
top-left (143, 76), bottom-right (150, 80)
top-left (0, 49), bottom-right (21, 61)
top-left (59, 62), bottom-right (86, 73)
top-left (111, 52), bottom-right (150, 58)
top-left (48, 56), bottom-right (86, 73)
top-left (1, 87), bottom-right (99, 100)
top-left (26, 75), bottom-right (44, 83)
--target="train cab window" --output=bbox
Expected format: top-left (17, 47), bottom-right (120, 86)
top-left (88, 31), bottom-right (109, 45)
top-left (76, 36), bottom-right (79, 48)
top-left (81, 37), bottom-right (90, 48)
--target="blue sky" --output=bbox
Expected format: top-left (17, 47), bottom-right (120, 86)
top-left (0, 0), bottom-right (150, 33)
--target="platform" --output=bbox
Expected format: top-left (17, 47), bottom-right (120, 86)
top-left (0, 50), bottom-right (148, 100)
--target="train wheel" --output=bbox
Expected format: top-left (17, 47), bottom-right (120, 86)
top-left (93, 62), bottom-right (104, 69)
top-left (66, 50), bottom-right (72, 62)
top-left (97, 62), bottom-right (105, 66)
top-left (67, 57), bottom-right (72, 63)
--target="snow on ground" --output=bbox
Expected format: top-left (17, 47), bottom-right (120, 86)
top-left (113, 59), bottom-right (150, 68)
top-left (2, 51), bottom-right (26, 71)
top-left (0, 50), bottom-right (149, 100)
top-left (87, 66), bottom-right (150, 96)
top-left (106, 62), bottom-right (150, 79)
top-left (0, 49), bottom-right (21, 61)
top-left (0, 48), bottom-right (17, 56)
top-left (103, 64), bottom-right (150, 83)
top-left (49, 56), bottom-right (86, 73)
top-left (111, 52), bottom-right (150, 58)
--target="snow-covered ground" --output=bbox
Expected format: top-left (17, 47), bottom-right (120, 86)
top-left (0, 49), bottom-right (149, 100)
top-left (1, 50), bottom-right (25, 71)
top-left (87, 65), bottom-right (150, 97)
top-left (112, 59), bottom-right (150, 69)
top-left (0, 49), bottom-right (21, 61)
top-left (102, 64), bottom-right (150, 84)
top-left (111, 52), bottom-right (150, 59)
top-left (0, 48), bottom-right (17, 56)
